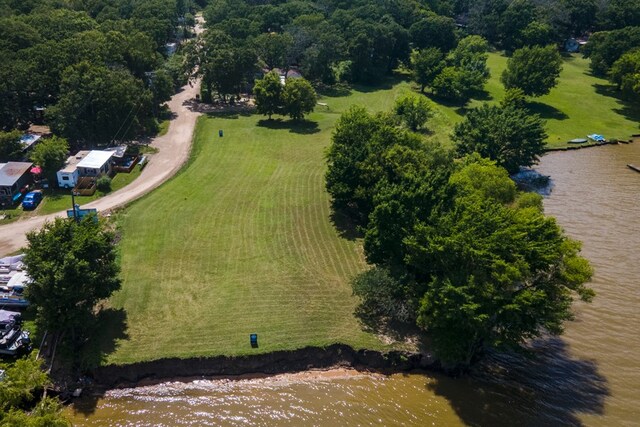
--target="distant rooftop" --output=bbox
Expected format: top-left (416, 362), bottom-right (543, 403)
top-left (61, 151), bottom-right (90, 173)
top-left (77, 150), bottom-right (114, 169)
top-left (20, 134), bottom-right (41, 151)
top-left (0, 162), bottom-right (33, 187)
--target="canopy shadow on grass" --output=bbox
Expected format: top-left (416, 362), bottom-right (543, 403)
top-left (593, 83), bottom-right (640, 126)
top-left (526, 101), bottom-right (569, 121)
top-left (427, 337), bottom-right (609, 426)
top-left (73, 308), bottom-right (128, 415)
top-left (329, 208), bottom-right (363, 241)
top-left (257, 118), bottom-right (320, 135)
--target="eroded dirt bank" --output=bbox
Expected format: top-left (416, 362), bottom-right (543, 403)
top-left (90, 344), bottom-right (436, 388)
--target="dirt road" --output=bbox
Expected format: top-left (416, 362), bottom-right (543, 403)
top-left (0, 79), bottom-right (202, 256)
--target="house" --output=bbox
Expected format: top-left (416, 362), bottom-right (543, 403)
top-left (0, 162), bottom-right (33, 205)
top-left (57, 151), bottom-right (90, 189)
top-left (76, 150), bottom-right (115, 178)
top-left (0, 162), bottom-right (33, 206)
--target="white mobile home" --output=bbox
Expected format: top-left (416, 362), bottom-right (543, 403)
top-left (57, 151), bottom-right (89, 188)
top-left (77, 150), bottom-right (114, 178)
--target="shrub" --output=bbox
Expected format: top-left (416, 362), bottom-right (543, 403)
top-left (96, 176), bottom-right (112, 192)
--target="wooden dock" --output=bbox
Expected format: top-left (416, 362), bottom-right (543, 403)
top-left (627, 164), bottom-right (640, 173)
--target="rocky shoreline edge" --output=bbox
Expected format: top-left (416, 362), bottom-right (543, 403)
top-left (88, 344), bottom-right (437, 389)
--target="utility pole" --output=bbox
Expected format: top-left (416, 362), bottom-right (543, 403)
top-left (70, 191), bottom-right (80, 223)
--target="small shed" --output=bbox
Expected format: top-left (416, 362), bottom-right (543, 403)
top-left (0, 162), bottom-right (33, 206)
top-left (77, 150), bottom-right (115, 178)
top-left (57, 151), bottom-right (90, 189)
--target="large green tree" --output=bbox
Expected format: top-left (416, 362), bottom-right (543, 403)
top-left (46, 61), bottom-right (154, 144)
top-left (394, 93), bottom-right (432, 131)
top-left (0, 353), bottom-right (69, 426)
top-left (24, 217), bottom-right (121, 350)
top-left (254, 32), bottom-right (293, 70)
top-left (410, 47), bottom-right (444, 93)
top-left (452, 104), bottom-right (547, 174)
top-left (410, 159), bottom-right (593, 366)
top-left (409, 14), bottom-right (458, 52)
top-left (0, 130), bottom-right (24, 162)
top-left (253, 70), bottom-right (283, 119)
top-left (29, 136), bottom-right (69, 184)
top-left (582, 26), bottom-right (640, 75)
top-left (608, 49), bottom-right (640, 99)
top-left (281, 77), bottom-right (317, 120)
top-left (501, 45), bottom-right (563, 97)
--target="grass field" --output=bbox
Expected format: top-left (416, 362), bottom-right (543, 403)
top-left (103, 106), bottom-right (407, 365)
top-left (94, 51), bottom-right (639, 365)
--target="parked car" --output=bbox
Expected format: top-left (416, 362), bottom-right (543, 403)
top-left (21, 190), bottom-right (43, 210)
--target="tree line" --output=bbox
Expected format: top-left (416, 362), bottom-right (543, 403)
top-left (326, 100), bottom-right (594, 368)
top-left (0, 0), bottom-right (192, 145)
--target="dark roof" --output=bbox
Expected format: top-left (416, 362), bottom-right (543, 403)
top-left (0, 162), bottom-right (33, 187)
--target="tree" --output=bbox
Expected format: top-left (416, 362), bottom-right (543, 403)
top-left (325, 106), bottom-right (381, 217)
top-left (394, 94), bottom-right (432, 131)
top-left (352, 267), bottom-right (414, 325)
top-left (608, 49), bottom-right (640, 99)
top-left (253, 70), bottom-right (283, 119)
top-left (410, 47), bottom-right (444, 92)
top-left (29, 136), bottom-right (68, 184)
top-left (501, 45), bottom-right (563, 97)
top-left (431, 66), bottom-right (466, 100)
top-left (409, 14), bottom-right (458, 52)
top-left (24, 217), bottom-right (121, 351)
top-left (46, 62), bottom-right (154, 144)
top-left (186, 31), bottom-right (257, 102)
top-left (452, 104), bottom-right (547, 174)
top-left (0, 353), bottom-right (70, 426)
top-left (582, 27), bottom-right (640, 76)
top-left (254, 32), bottom-right (293, 70)
top-left (0, 130), bottom-right (24, 162)
top-left (281, 77), bottom-right (317, 120)
top-left (498, 0), bottom-right (537, 51)
top-left (409, 159), bottom-right (593, 366)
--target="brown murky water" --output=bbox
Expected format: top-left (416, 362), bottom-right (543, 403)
top-left (68, 144), bottom-right (640, 426)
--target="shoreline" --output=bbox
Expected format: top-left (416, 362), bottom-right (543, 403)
top-left (545, 137), bottom-right (636, 152)
top-left (87, 344), bottom-right (437, 390)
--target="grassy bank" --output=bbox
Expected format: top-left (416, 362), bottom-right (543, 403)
top-left (421, 53), bottom-right (640, 148)
top-left (103, 101), bottom-right (406, 365)
top-left (94, 51), bottom-right (637, 366)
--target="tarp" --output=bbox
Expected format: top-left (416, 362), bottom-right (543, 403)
top-left (0, 310), bottom-right (20, 324)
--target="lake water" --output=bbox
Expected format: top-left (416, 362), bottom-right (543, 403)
top-left (68, 143), bottom-right (640, 426)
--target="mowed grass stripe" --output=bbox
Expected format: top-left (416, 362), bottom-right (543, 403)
top-left (107, 112), bottom-right (387, 364)
top-left (103, 55), bottom-right (635, 364)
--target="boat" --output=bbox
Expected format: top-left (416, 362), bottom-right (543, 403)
top-left (0, 291), bottom-right (29, 308)
top-left (0, 329), bottom-right (30, 356)
top-left (0, 309), bottom-right (30, 356)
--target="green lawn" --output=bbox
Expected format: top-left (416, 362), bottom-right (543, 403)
top-left (104, 107), bottom-right (403, 365)
top-left (93, 52), bottom-right (640, 365)
top-left (396, 52), bottom-right (640, 148)
top-left (478, 53), bottom-right (640, 147)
